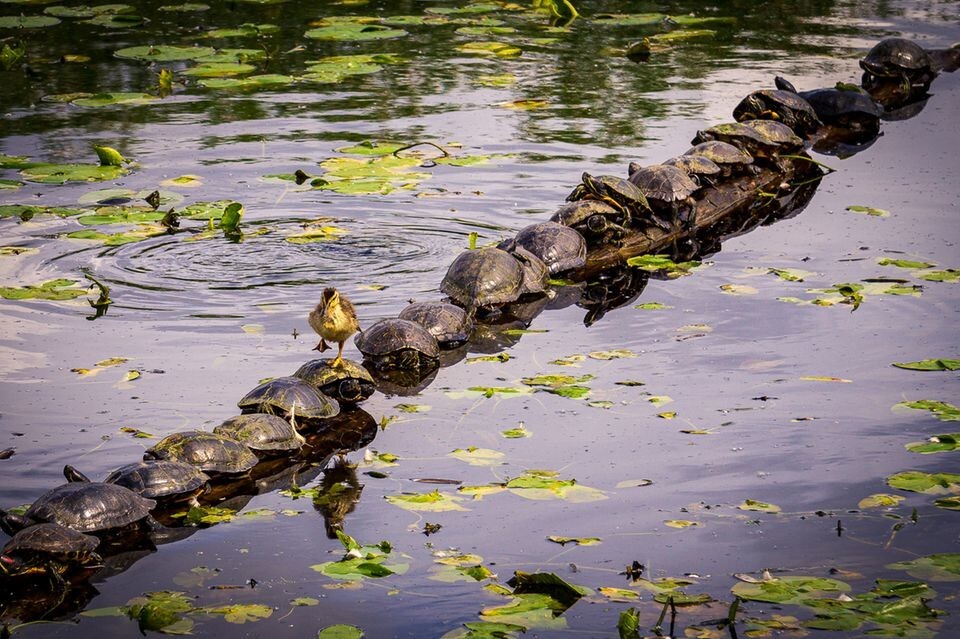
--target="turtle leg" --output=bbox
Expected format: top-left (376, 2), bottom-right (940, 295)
top-left (314, 338), bottom-right (330, 352)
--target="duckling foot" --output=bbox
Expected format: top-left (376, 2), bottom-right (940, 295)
top-left (314, 339), bottom-right (330, 352)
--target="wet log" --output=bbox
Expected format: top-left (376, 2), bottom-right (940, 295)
top-left (569, 163), bottom-right (798, 280)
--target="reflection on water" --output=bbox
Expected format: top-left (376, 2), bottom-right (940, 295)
top-left (1, 0), bottom-right (959, 637)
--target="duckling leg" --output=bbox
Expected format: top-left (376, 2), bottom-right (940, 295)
top-left (314, 338), bottom-right (330, 352)
top-left (331, 341), bottom-right (345, 367)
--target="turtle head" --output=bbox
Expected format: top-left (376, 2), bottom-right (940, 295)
top-left (0, 509), bottom-right (31, 536)
top-left (63, 464), bottom-right (92, 483)
top-left (0, 551), bottom-right (26, 577)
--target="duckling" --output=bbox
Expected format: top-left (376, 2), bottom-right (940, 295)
top-left (308, 287), bottom-right (360, 368)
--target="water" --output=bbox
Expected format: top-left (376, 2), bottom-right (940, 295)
top-left (1, 1), bottom-right (958, 636)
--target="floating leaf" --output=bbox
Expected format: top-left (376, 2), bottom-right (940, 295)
top-left (657, 411), bottom-right (676, 419)
top-left (460, 385), bottom-right (530, 399)
top-left (198, 74), bottom-right (294, 89)
top-left (457, 41), bottom-right (521, 57)
top-left (634, 301), bottom-right (671, 310)
top-left (858, 493), bottom-right (905, 508)
top-left (935, 497), bottom-right (960, 511)
top-left (0, 278), bottom-right (88, 301)
top-left (846, 204), bottom-right (889, 217)
top-left (550, 354), bottom-right (584, 366)
top-left (894, 399), bottom-right (960, 422)
top-left (800, 375), bottom-right (851, 383)
top-left (731, 576), bottom-right (850, 604)
top-left (385, 490), bottom-right (468, 512)
top-left (647, 395), bottom-right (673, 407)
top-left (768, 267), bottom-right (812, 282)
top-left (286, 224), bottom-right (349, 244)
top-left (546, 535), bottom-right (601, 546)
top-left (21, 162), bottom-right (127, 183)
top-left (0, 15), bottom-right (60, 28)
top-left (917, 269), bottom-right (959, 282)
top-left (501, 425), bottom-right (530, 438)
top-left (626, 254), bottom-right (700, 276)
top-left (878, 257), bottom-right (936, 269)
top-left (892, 358), bottom-right (960, 371)
top-left (886, 470), bottom-right (960, 494)
top-left (616, 479), bottom-right (653, 489)
top-left (504, 470), bottom-right (606, 503)
top-left (498, 99), bottom-right (548, 110)
top-left (0, 245), bottom-right (37, 256)
top-left (449, 447), bottom-right (504, 466)
top-left (719, 283), bottom-right (758, 295)
top-left (474, 73), bottom-right (516, 87)
top-left (121, 370), bottom-right (141, 383)
top-left (317, 624), bottom-right (364, 639)
top-left (395, 403), bottom-right (429, 413)
top-left (887, 554), bottom-right (960, 582)
top-left (182, 62), bottom-right (256, 77)
top-left (115, 44), bottom-right (217, 62)
top-left (905, 433), bottom-right (959, 454)
top-left (72, 93), bottom-right (160, 107)
top-left (204, 603), bottom-right (272, 624)
top-left (588, 349), bottom-right (635, 360)
top-left (664, 519), bottom-right (698, 528)
top-left (306, 22), bottom-right (407, 42)
top-left (738, 499), bottom-right (781, 513)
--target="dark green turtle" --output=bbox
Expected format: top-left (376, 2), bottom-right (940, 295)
top-left (732, 89), bottom-right (822, 137)
top-left (626, 164), bottom-right (699, 231)
top-left (441, 247), bottom-right (546, 313)
top-left (398, 301), bottom-right (474, 347)
top-left (511, 245), bottom-right (551, 296)
top-left (684, 141), bottom-right (754, 177)
top-left (354, 318), bottom-right (440, 372)
top-left (549, 199), bottom-right (628, 245)
top-left (0, 523), bottom-right (101, 579)
top-left (692, 122), bottom-right (782, 165)
top-left (859, 37), bottom-right (933, 83)
top-left (144, 430), bottom-right (260, 475)
top-left (0, 482), bottom-right (156, 535)
top-left (214, 414), bottom-right (305, 455)
top-left (63, 462), bottom-right (209, 502)
top-left (567, 172), bottom-right (660, 230)
top-left (739, 119), bottom-right (804, 152)
top-left (238, 376), bottom-right (340, 421)
top-left (660, 155), bottom-right (722, 187)
top-left (294, 358), bottom-right (377, 403)
top-left (499, 222), bottom-right (586, 275)
top-left (774, 76), bottom-right (881, 134)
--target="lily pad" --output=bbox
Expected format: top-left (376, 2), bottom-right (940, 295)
top-left (886, 470), bottom-right (960, 494)
top-left (846, 204), bottom-right (890, 217)
top-left (72, 92), bottom-right (160, 107)
top-left (306, 22), bottom-right (407, 42)
top-left (115, 44), bottom-right (217, 61)
top-left (905, 433), bottom-right (959, 454)
top-left (198, 74), bottom-right (295, 89)
top-left (20, 162), bottom-right (128, 183)
top-left (892, 358), bottom-right (960, 371)
top-left (894, 400), bottom-right (960, 422)
top-left (457, 41), bottom-right (521, 57)
top-left (731, 575), bottom-right (851, 604)
top-left (504, 470), bottom-right (606, 503)
top-left (546, 535), bottom-right (600, 546)
top-left (738, 499), bottom-right (781, 513)
top-left (0, 278), bottom-right (88, 301)
top-left (887, 554), bottom-right (960, 582)
top-left (858, 493), bottom-right (905, 508)
top-left (317, 625), bottom-right (364, 639)
top-left (626, 254), bottom-right (700, 276)
top-left (0, 15), bottom-right (60, 28)
top-left (449, 447), bottom-right (505, 466)
top-left (203, 603), bottom-right (272, 624)
top-left (385, 490), bottom-right (468, 512)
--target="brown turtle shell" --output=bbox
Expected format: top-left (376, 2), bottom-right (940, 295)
top-left (440, 247), bottom-right (526, 309)
top-left (145, 430), bottom-right (259, 475)
top-left (506, 222), bottom-right (586, 275)
top-left (293, 358), bottom-right (376, 404)
top-left (105, 460), bottom-right (209, 500)
top-left (398, 301), bottom-right (474, 346)
top-left (627, 164), bottom-right (698, 203)
top-left (214, 414), bottom-right (305, 454)
top-left (355, 318), bottom-right (440, 361)
top-left (24, 482), bottom-right (156, 533)
top-left (237, 376), bottom-right (340, 421)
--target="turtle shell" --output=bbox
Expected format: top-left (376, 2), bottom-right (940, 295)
top-left (511, 245), bottom-right (550, 296)
top-left (798, 87), bottom-right (882, 126)
top-left (508, 222), bottom-right (586, 275)
top-left (214, 414), bottom-right (305, 454)
top-left (627, 165), bottom-right (698, 203)
top-left (440, 247), bottom-right (525, 309)
top-left (692, 122), bottom-right (780, 158)
top-left (237, 376), bottom-right (340, 421)
top-left (684, 141), bottom-right (754, 174)
top-left (145, 430), bottom-right (259, 475)
top-left (354, 318), bottom-right (440, 372)
top-left (0, 523), bottom-right (100, 577)
top-left (105, 460), bottom-right (209, 500)
top-left (860, 38), bottom-right (932, 76)
top-left (24, 482), bottom-right (156, 534)
top-left (293, 358), bottom-right (376, 404)
top-left (732, 89), bottom-right (822, 136)
top-left (739, 120), bottom-right (804, 152)
top-left (550, 199), bottom-right (621, 227)
top-left (662, 155), bottom-right (722, 180)
top-left (398, 301), bottom-right (474, 346)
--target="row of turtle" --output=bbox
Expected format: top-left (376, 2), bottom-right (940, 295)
top-left (1, 37), bottom-right (954, 585)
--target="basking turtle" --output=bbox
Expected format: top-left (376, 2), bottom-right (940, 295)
top-left (214, 414), bottom-right (305, 456)
top-left (0, 523), bottom-right (101, 579)
top-left (294, 358), bottom-right (376, 404)
top-left (63, 461), bottom-right (209, 502)
top-left (500, 222), bottom-right (586, 275)
top-left (238, 376), bottom-right (340, 422)
top-left (511, 245), bottom-right (551, 296)
top-left (567, 172), bottom-right (660, 230)
top-left (774, 76), bottom-right (882, 135)
top-left (732, 89), bottom-right (822, 137)
top-left (398, 301), bottom-right (474, 347)
top-left (144, 430), bottom-right (260, 475)
top-left (354, 318), bottom-right (440, 372)
top-left (692, 122), bottom-right (782, 166)
top-left (441, 247), bottom-right (542, 314)
top-left (626, 164), bottom-right (698, 231)
top-left (859, 37), bottom-right (933, 84)
top-left (550, 199), bottom-right (628, 245)
top-left (0, 482), bottom-right (156, 536)
top-left (739, 120), bottom-right (804, 153)
top-left (684, 141), bottom-right (754, 177)
top-left (660, 155), bottom-right (722, 187)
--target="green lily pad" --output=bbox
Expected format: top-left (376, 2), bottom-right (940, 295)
top-left (181, 62), bottom-right (256, 77)
top-left (894, 400), bottom-right (960, 422)
top-left (85, 13), bottom-right (143, 27)
top-left (546, 535), bottom-right (601, 546)
top-left (20, 162), bottom-right (128, 183)
top-left (501, 425), bottom-right (529, 438)
top-left (634, 301), bottom-right (671, 310)
top-left (0, 204), bottom-right (86, 218)
top-left (203, 603), bottom-right (272, 624)
top-left (893, 358), bottom-right (960, 371)
top-left (66, 225), bottom-right (166, 245)
top-left (0, 278), bottom-right (88, 301)
top-left (385, 490), bottom-right (468, 512)
top-left (649, 29), bottom-right (715, 44)
top-left (449, 447), bottom-right (504, 466)
top-left (917, 269), bottom-right (959, 282)
top-left (886, 470), bottom-right (960, 494)
top-left (887, 554), bottom-right (960, 582)
top-left (197, 74), bottom-right (295, 88)
top-left (858, 493), bottom-right (905, 508)
top-left (123, 591), bottom-right (194, 634)
top-left (317, 625), bottom-right (364, 639)
top-left (115, 44), bottom-right (217, 61)
top-left (731, 576), bottom-right (851, 604)
top-left (456, 41), bottom-right (522, 57)
top-left (767, 267), bottom-right (813, 282)
top-left (0, 15), bottom-right (60, 28)
top-left (905, 433), bottom-right (959, 454)
top-left (846, 204), bottom-right (890, 217)
top-left (159, 4), bottom-right (210, 12)
top-left (878, 257), bottom-right (936, 269)
top-left (77, 208), bottom-right (166, 225)
top-left (305, 22), bottom-right (407, 42)
top-left (202, 23), bottom-right (278, 38)
top-left (738, 499), bottom-right (781, 513)
top-left (505, 470), bottom-right (606, 503)
top-left (935, 496), bottom-right (960, 510)
top-left (0, 246), bottom-right (38, 256)
top-left (285, 224), bottom-right (349, 244)
top-left (71, 92), bottom-right (160, 107)
top-left (626, 254), bottom-right (700, 276)
top-left (195, 48), bottom-right (266, 64)
top-left (179, 200), bottom-right (235, 220)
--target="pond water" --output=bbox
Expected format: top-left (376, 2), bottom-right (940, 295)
top-left (1, 0), bottom-right (958, 637)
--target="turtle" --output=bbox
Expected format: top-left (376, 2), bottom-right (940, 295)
top-left (739, 119), bottom-right (805, 153)
top-left (238, 376), bottom-right (340, 422)
top-left (0, 482), bottom-right (156, 536)
top-left (660, 155), bottom-right (722, 187)
top-left (774, 76), bottom-right (882, 135)
top-left (293, 358), bottom-right (377, 404)
top-left (144, 430), bottom-right (260, 475)
top-left (567, 172), bottom-right (661, 230)
top-left (354, 318), bottom-right (441, 372)
top-left (440, 247), bottom-right (537, 314)
top-left (511, 245), bottom-right (551, 296)
top-left (692, 122), bottom-right (782, 166)
top-left (62, 461), bottom-right (209, 502)
top-left (859, 37), bottom-right (933, 84)
top-left (214, 414), bottom-right (306, 456)
top-left (684, 141), bottom-right (754, 177)
top-left (398, 301), bottom-right (474, 347)
top-left (731, 89), bottom-right (822, 137)
top-left (499, 222), bottom-right (586, 275)
top-left (0, 523), bottom-right (101, 580)
top-left (550, 199), bottom-right (629, 245)
top-left (626, 164), bottom-right (699, 231)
